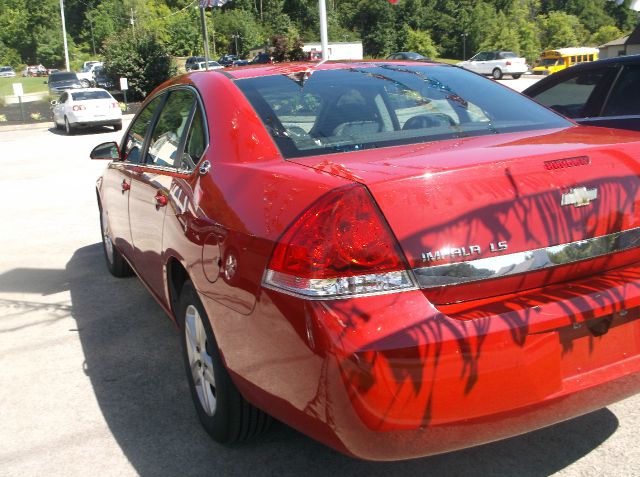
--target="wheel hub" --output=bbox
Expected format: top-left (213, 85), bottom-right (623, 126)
top-left (185, 304), bottom-right (217, 416)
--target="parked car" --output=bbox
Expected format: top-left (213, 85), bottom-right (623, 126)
top-left (457, 51), bottom-right (528, 79)
top-left (387, 51), bottom-right (430, 61)
top-left (231, 59), bottom-right (250, 67)
top-left (46, 71), bottom-right (83, 95)
top-left (191, 61), bottom-right (224, 71)
top-left (90, 61), bottom-right (640, 461)
top-left (23, 64), bottom-right (47, 77)
top-left (92, 67), bottom-right (117, 91)
top-left (218, 54), bottom-right (239, 67)
top-left (52, 88), bottom-right (121, 135)
top-left (523, 54), bottom-right (640, 132)
top-left (82, 60), bottom-right (102, 70)
top-left (0, 66), bottom-right (16, 77)
top-left (250, 52), bottom-right (273, 64)
top-left (76, 62), bottom-right (103, 87)
top-left (185, 56), bottom-right (205, 72)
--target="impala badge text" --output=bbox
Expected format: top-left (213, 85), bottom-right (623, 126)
top-left (421, 241), bottom-right (508, 262)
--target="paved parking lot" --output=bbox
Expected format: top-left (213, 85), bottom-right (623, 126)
top-left (1, 81), bottom-right (639, 476)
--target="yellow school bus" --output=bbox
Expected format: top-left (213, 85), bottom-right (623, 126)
top-left (532, 47), bottom-right (599, 76)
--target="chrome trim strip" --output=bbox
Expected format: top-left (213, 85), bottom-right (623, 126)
top-left (414, 227), bottom-right (640, 289)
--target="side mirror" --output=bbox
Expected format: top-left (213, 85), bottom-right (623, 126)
top-left (91, 141), bottom-right (121, 160)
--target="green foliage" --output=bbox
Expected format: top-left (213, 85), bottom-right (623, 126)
top-left (591, 25), bottom-right (624, 46)
top-left (402, 28), bottom-right (439, 58)
top-left (103, 28), bottom-right (175, 100)
top-left (0, 0), bottom-right (638, 65)
top-left (0, 41), bottom-right (21, 68)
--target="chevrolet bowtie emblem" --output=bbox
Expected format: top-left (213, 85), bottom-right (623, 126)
top-left (561, 187), bottom-right (598, 207)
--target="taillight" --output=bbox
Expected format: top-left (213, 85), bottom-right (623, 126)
top-left (264, 185), bottom-right (415, 298)
top-left (505, 61), bottom-right (512, 66)
top-left (72, 105), bottom-right (86, 111)
top-left (110, 101), bottom-right (119, 108)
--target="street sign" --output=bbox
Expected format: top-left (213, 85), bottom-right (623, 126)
top-left (120, 78), bottom-right (128, 91)
top-left (12, 83), bottom-right (23, 97)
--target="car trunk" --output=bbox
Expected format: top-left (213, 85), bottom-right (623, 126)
top-left (291, 126), bottom-right (640, 305)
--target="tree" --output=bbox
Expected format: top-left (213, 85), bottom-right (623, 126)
top-left (539, 11), bottom-right (587, 49)
top-left (591, 25), bottom-right (624, 46)
top-left (402, 27), bottom-right (439, 59)
top-left (102, 29), bottom-right (175, 100)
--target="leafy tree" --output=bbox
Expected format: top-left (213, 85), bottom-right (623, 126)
top-left (402, 27), bottom-right (439, 58)
top-left (539, 11), bottom-right (587, 49)
top-left (0, 41), bottom-right (21, 67)
top-left (102, 28), bottom-right (175, 100)
top-left (591, 24), bottom-right (624, 46)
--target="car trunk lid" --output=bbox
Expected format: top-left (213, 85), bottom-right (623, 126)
top-left (291, 126), bottom-right (640, 304)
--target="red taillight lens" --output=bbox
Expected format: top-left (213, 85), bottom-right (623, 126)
top-left (72, 105), bottom-right (86, 111)
top-left (110, 101), bottom-right (119, 108)
top-left (505, 61), bottom-right (512, 66)
top-left (265, 185), bottom-right (414, 298)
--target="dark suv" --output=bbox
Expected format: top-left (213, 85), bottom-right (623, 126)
top-left (47, 71), bottom-right (83, 95)
top-left (185, 56), bottom-right (205, 72)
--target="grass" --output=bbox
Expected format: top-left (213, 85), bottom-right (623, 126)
top-left (0, 77), bottom-right (49, 96)
top-left (435, 58), bottom-right (461, 64)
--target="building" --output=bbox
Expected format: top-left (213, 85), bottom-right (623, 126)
top-left (599, 24), bottom-right (640, 59)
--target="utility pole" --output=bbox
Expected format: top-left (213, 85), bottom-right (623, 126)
top-left (318, 0), bottom-right (329, 60)
top-left (88, 12), bottom-right (96, 56)
top-left (199, 4), bottom-right (211, 69)
top-left (232, 33), bottom-right (241, 56)
top-left (130, 8), bottom-right (136, 39)
top-left (461, 32), bottom-right (468, 61)
top-left (59, 0), bottom-right (70, 71)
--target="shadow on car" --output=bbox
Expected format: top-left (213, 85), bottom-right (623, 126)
top-left (1, 243), bottom-right (608, 476)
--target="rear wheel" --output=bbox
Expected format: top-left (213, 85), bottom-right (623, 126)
top-left (512, 74), bottom-right (522, 79)
top-left (80, 79), bottom-right (91, 88)
top-left (492, 68), bottom-right (503, 80)
top-left (99, 204), bottom-right (133, 277)
top-left (64, 117), bottom-right (75, 136)
top-left (178, 280), bottom-right (271, 443)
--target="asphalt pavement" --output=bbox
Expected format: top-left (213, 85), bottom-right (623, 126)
top-left (1, 79), bottom-right (639, 477)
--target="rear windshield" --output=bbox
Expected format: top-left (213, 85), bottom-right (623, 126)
top-left (235, 65), bottom-right (571, 159)
top-left (71, 90), bottom-right (112, 101)
top-left (51, 72), bottom-right (78, 82)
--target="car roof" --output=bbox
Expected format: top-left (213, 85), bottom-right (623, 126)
top-left (217, 60), bottom-right (442, 80)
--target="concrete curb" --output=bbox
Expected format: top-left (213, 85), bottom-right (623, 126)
top-left (0, 114), bottom-right (135, 133)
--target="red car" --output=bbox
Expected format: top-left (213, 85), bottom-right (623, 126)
top-left (91, 61), bottom-right (640, 461)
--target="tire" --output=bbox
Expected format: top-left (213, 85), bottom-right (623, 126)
top-left (64, 117), bottom-right (75, 136)
top-left (492, 68), bottom-right (503, 80)
top-left (80, 79), bottom-right (91, 88)
top-left (99, 203), bottom-right (133, 277)
top-left (512, 74), bottom-right (522, 79)
top-left (178, 280), bottom-right (271, 443)
top-left (113, 121), bottom-right (122, 131)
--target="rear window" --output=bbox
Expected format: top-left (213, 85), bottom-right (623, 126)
top-left (51, 72), bottom-right (77, 82)
top-left (71, 90), bottom-right (112, 101)
top-left (236, 65), bottom-right (571, 159)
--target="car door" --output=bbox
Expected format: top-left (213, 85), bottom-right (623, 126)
top-left (467, 52), bottom-right (486, 73)
top-left (101, 95), bottom-right (164, 260)
top-left (53, 92), bottom-right (67, 124)
top-left (479, 52), bottom-right (496, 75)
top-left (127, 88), bottom-right (199, 299)
top-left (595, 63), bottom-right (640, 131)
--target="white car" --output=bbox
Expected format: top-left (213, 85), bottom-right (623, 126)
top-left (52, 88), bottom-right (122, 135)
top-left (457, 51), bottom-right (528, 80)
top-left (191, 61), bottom-right (224, 71)
top-left (76, 62), bottom-right (104, 87)
top-left (0, 66), bottom-right (16, 77)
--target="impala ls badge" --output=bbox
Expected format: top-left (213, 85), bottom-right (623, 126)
top-left (561, 187), bottom-right (598, 207)
top-left (421, 241), bottom-right (508, 262)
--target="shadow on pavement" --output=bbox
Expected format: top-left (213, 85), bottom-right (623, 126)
top-left (62, 243), bottom-right (618, 476)
top-left (47, 126), bottom-right (117, 136)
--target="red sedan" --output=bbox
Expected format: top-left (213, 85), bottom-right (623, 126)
top-left (91, 61), bottom-right (640, 461)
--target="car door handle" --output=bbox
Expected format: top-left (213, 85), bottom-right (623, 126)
top-left (121, 179), bottom-right (130, 192)
top-left (154, 192), bottom-right (168, 207)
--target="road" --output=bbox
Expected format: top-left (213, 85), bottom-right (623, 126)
top-left (1, 86), bottom-right (639, 476)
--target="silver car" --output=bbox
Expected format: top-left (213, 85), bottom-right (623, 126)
top-left (0, 66), bottom-right (16, 78)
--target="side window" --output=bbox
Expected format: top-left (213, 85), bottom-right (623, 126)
top-left (122, 96), bottom-right (162, 164)
top-left (146, 89), bottom-right (196, 168)
top-left (602, 65), bottom-right (640, 117)
top-left (181, 106), bottom-right (206, 170)
top-left (529, 68), bottom-right (613, 118)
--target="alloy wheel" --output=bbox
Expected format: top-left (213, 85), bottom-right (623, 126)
top-left (101, 208), bottom-right (114, 265)
top-left (184, 304), bottom-right (217, 416)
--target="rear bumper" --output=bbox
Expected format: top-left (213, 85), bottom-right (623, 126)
top-left (204, 263), bottom-right (640, 460)
top-left (68, 113), bottom-right (121, 128)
